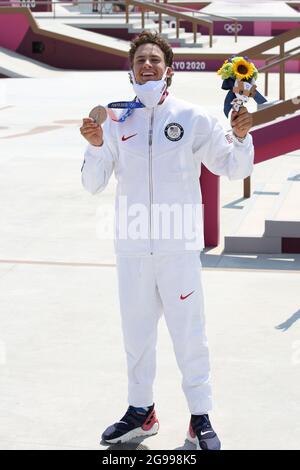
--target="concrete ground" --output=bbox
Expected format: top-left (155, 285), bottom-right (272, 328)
top-left (0, 71), bottom-right (299, 450)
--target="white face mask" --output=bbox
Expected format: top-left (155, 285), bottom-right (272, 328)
top-left (130, 70), bottom-right (168, 108)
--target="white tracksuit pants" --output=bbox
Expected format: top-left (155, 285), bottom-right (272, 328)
top-left (116, 251), bottom-right (212, 415)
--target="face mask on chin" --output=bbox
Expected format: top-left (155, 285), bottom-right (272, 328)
top-left (130, 69), bottom-right (169, 108)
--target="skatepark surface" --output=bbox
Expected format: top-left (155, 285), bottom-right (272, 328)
top-left (0, 69), bottom-right (300, 450)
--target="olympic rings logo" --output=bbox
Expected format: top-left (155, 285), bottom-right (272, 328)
top-left (224, 23), bottom-right (243, 34)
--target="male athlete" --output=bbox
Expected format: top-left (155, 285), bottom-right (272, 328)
top-left (80, 31), bottom-right (253, 450)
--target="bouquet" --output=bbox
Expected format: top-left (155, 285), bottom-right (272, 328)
top-left (217, 56), bottom-right (267, 117)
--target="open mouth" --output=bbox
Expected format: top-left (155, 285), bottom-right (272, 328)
top-left (141, 72), bottom-right (156, 79)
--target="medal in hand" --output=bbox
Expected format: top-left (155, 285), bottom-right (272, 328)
top-left (89, 105), bottom-right (107, 125)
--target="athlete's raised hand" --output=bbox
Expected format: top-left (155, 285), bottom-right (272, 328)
top-left (231, 106), bottom-right (253, 139)
top-left (80, 118), bottom-right (103, 147)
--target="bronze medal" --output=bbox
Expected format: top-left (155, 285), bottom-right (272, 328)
top-left (89, 105), bottom-right (107, 125)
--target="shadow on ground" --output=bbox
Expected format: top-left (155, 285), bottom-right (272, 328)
top-left (100, 437), bottom-right (196, 451)
top-left (100, 437), bottom-right (150, 450)
top-left (275, 309), bottom-right (300, 331)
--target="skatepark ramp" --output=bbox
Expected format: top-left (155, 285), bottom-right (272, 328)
top-left (2, 6), bottom-right (299, 73)
top-left (224, 98), bottom-right (300, 254)
top-left (0, 6), bottom-right (130, 74)
top-left (202, 26), bottom-right (300, 249)
top-left (0, 47), bottom-right (67, 77)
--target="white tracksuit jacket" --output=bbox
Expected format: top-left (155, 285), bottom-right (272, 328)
top-left (82, 95), bottom-right (254, 254)
top-left (82, 94), bottom-right (254, 414)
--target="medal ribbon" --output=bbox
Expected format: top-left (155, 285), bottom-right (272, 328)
top-left (106, 91), bottom-right (169, 122)
top-left (107, 99), bottom-right (144, 122)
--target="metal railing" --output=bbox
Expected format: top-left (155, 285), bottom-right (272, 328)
top-left (243, 95), bottom-right (300, 198)
top-left (153, 1), bottom-right (240, 43)
top-left (125, 0), bottom-right (214, 46)
top-left (239, 26), bottom-right (300, 102)
top-left (1, 0), bottom-right (241, 42)
top-left (236, 26), bottom-right (300, 199)
top-left (262, 46), bottom-right (300, 100)
top-left (252, 97), bottom-right (300, 127)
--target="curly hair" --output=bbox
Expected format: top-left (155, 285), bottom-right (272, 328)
top-left (129, 31), bottom-right (174, 87)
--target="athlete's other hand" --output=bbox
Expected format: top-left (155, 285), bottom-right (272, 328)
top-left (231, 106), bottom-right (253, 139)
top-left (80, 118), bottom-right (103, 147)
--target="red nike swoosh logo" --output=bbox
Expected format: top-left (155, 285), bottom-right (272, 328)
top-left (122, 133), bottom-right (137, 141)
top-left (180, 291), bottom-right (194, 300)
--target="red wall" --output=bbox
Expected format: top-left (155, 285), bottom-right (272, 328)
top-left (0, 13), bottom-right (29, 49)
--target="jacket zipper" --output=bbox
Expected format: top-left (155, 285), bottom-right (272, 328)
top-left (148, 109), bottom-right (154, 255)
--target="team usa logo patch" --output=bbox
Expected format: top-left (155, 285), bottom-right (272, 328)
top-left (164, 123), bottom-right (184, 141)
